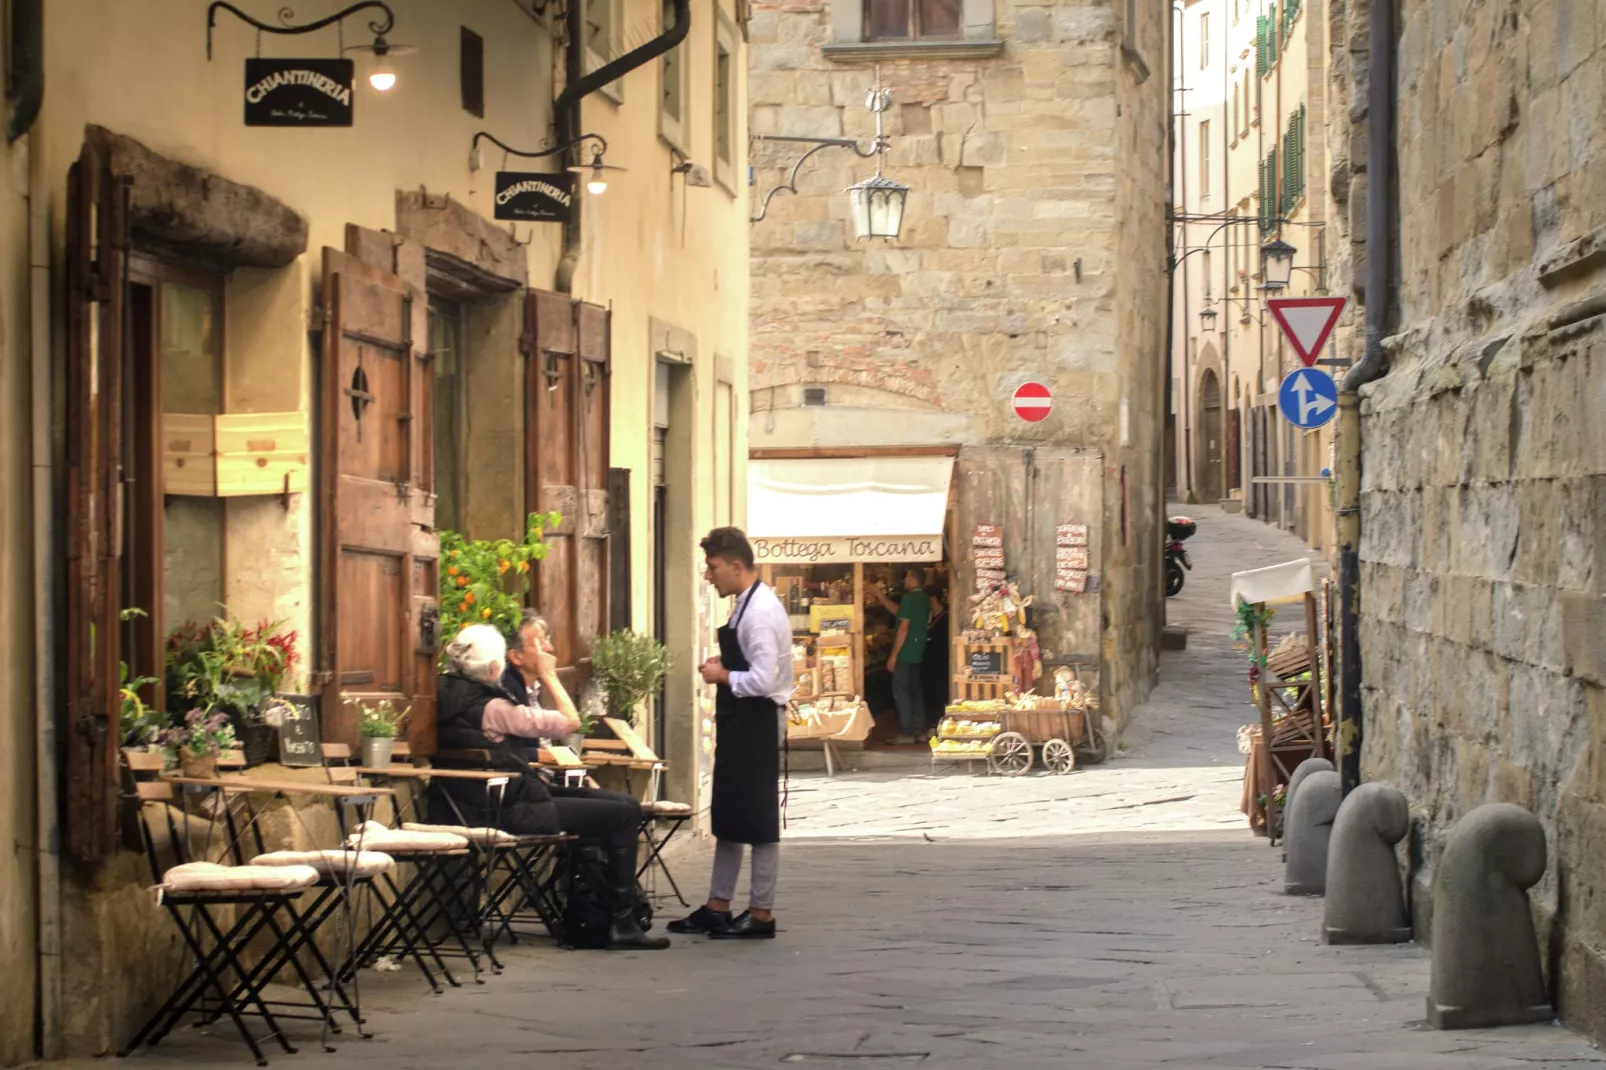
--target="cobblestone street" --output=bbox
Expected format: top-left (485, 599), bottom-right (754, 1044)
top-left (110, 508), bottom-right (1605, 1069)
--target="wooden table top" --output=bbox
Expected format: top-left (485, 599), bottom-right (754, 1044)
top-left (357, 765), bottom-right (513, 781)
top-left (165, 776), bottom-right (395, 798)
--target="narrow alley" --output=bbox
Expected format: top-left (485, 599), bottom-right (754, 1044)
top-left (105, 510), bottom-right (1606, 1070)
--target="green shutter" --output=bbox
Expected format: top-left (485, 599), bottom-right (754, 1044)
top-left (1268, 4), bottom-right (1278, 65)
top-left (1256, 16), bottom-right (1269, 77)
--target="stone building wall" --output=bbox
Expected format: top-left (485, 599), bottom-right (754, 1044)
top-left (748, 0), bottom-right (1168, 727)
top-left (1353, 0), bottom-right (1606, 1041)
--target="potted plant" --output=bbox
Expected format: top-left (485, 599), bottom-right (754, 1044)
top-left (437, 511), bottom-right (561, 666)
top-left (349, 696), bottom-right (410, 768)
top-left (167, 613), bottom-right (299, 767)
top-left (590, 630), bottom-right (672, 732)
top-left (120, 661), bottom-right (169, 750)
top-left (161, 708), bottom-right (238, 779)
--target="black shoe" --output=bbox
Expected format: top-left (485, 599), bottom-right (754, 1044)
top-left (667, 905), bottom-right (732, 934)
top-left (606, 916), bottom-right (670, 950)
top-left (604, 845), bottom-right (669, 950)
top-left (708, 911), bottom-right (776, 940)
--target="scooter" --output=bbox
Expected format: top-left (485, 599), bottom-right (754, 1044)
top-left (1165, 516), bottom-right (1197, 597)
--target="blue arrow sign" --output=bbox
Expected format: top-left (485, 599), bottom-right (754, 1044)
top-left (1278, 367), bottom-right (1339, 430)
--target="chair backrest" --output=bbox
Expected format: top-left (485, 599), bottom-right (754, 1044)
top-left (321, 742), bottom-right (352, 763)
top-left (392, 741), bottom-right (411, 760)
top-left (218, 749), bottom-right (246, 770)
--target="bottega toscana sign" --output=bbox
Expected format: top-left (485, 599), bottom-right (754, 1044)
top-left (244, 58), bottom-right (355, 127)
top-left (493, 171), bottom-right (576, 222)
top-left (752, 535), bottom-right (943, 564)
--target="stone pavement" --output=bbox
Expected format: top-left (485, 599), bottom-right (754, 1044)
top-left (107, 507), bottom-right (1605, 1069)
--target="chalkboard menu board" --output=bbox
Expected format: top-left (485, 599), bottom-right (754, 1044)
top-left (968, 650), bottom-right (1005, 677)
top-left (275, 695), bottom-right (323, 767)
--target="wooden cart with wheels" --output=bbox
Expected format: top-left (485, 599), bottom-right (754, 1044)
top-left (989, 706), bottom-right (1081, 776)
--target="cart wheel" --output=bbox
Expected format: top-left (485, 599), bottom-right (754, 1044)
top-left (1078, 724), bottom-right (1112, 764)
top-left (988, 732), bottom-right (1033, 776)
top-left (1042, 738), bottom-right (1076, 774)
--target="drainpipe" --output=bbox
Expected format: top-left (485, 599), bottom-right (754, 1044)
top-left (25, 133), bottom-right (63, 1065)
top-left (1335, 0), bottom-right (1394, 795)
top-left (552, 0), bottom-right (691, 294)
top-left (6, 0), bottom-right (43, 143)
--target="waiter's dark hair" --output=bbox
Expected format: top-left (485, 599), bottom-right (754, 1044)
top-left (700, 526), bottom-right (755, 568)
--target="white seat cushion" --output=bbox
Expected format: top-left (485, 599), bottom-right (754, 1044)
top-left (161, 861), bottom-right (320, 894)
top-left (251, 849), bottom-right (395, 879)
top-left (401, 821), bottom-right (518, 846)
top-left (347, 820), bottom-right (468, 852)
top-left (642, 800), bottom-right (692, 818)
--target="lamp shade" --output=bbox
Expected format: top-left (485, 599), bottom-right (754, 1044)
top-left (846, 174), bottom-right (909, 240)
top-left (1199, 304), bottom-right (1218, 332)
top-left (1260, 239), bottom-right (1296, 290)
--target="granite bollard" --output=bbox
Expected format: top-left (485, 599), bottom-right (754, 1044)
top-left (1284, 769), bottom-right (1341, 896)
top-left (1427, 803), bottom-right (1552, 1029)
top-left (1282, 757), bottom-right (1334, 862)
top-left (1323, 783), bottom-right (1411, 944)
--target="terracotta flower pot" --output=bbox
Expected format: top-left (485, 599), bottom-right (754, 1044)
top-left (179, 748), bottom-right (217, 779)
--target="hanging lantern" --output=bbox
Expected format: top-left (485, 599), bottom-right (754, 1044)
top-left (846, 174), bottom-right (909, 240)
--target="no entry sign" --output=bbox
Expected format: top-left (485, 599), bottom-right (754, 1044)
top-left (1012, 381), bottom-right (1052, 422)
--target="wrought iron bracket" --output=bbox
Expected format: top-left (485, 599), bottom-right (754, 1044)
top-left (469, 131), bottom-right (609, 171)
top-left (206, 2), bottom-right (396, 60)
top-left (748, 135), bottom-right (888, 224)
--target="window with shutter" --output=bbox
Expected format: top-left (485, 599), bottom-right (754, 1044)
top-left (1256, 16), bottom-right (1268, 76)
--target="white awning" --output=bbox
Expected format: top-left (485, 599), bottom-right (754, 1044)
top-left (746, 456), bottom-right (955, 564)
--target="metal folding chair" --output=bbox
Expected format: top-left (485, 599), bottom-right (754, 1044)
top-left (116, 757), bottom-right (322, 1066)
top-left (637, 800), bottom-right (694, 908)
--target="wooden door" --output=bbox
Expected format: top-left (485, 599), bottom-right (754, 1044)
top-left (318, 246), bottom-right (439, 751)
top-left (63, 140), bottom-right (129, 863)
top-left (1199, 369), bottom-right (1224, 502)
top-left (524, 291), bottom-right (611, 692)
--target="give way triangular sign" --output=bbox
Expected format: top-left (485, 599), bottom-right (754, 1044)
top-left (1266, 296), bottom-right (1348, 367)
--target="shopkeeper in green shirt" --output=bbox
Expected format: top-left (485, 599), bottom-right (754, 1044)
top-left (872, 568), bottom-right (933, 744)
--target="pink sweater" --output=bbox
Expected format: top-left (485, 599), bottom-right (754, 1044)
top-left (481, 698), bottom-right (572, 743)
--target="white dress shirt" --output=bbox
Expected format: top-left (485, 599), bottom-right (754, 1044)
top-left (727, 582), bottom-right (795, 707)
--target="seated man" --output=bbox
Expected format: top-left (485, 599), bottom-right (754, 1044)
top-left (432, 622), bottom-right (667, 950)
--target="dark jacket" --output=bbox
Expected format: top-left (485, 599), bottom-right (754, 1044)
top-left (430, 672), bottom-right (558, 835)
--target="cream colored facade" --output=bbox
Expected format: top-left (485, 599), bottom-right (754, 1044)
top-left (1169, 0), bottom-right (1334, 552)
top-left (0, 0), bottom-right (748, 1059)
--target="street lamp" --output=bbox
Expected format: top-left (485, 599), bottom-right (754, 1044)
top-left (846, 174), bottom-right (909, 240)
top-left (751, 65), bottom-right (908, 239)
top-left (1260, 239), bottom-right (1296, 291)
top-left (207, 3), bottom-right (414, 91)
top-left (469, 131), bottom-right (622, 196)
top-left (1199, 303), bottom-right (1218, 333)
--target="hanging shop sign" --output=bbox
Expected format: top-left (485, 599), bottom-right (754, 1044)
top-left (751, 534), bottom-right (943, 564)
top-left (973, 523), bottom-right (1006, 590)
top-left (243, 58), bottom-right (355, 127)
top-left (1056, 522), bottom-right (1092, 593)
top-left (493, 171), bottom-right (576, 222)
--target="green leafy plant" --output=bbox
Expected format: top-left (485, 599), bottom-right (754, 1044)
top-left (166, 612), bottom-right (299, 724)
top-left (590, 630), bottom-right (672, 729)
top-left (437, 511), bottom-right (561, 664)
top-left (117, 607), bottom-right (169, 745)
top-left (347, 695), bottom-right (410, 739)
top-left (1231, 601), bottom-right (1278, 671)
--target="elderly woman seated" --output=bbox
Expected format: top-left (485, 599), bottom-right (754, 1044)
top-left (432, 623), bottom-right (668, 950)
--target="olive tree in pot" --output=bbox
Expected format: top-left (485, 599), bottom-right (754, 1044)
top-left (590, 630), bottom-right (672, 737)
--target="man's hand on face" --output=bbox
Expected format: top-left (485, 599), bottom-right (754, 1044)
top-left (534, 647), bottom-right (560, 681)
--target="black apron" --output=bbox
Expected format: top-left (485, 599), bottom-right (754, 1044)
top-left (710, 582), bottom-right (782, 845)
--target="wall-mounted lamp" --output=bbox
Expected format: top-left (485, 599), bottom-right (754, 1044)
top-left (1199, 303), bottom-right (1219, 333)
top-left (1259, 239), bottom-right (1297, 292)
top-left (206, 2), bottom-right (413, 92)
top-left (470, 131), bottom-right (621, 196)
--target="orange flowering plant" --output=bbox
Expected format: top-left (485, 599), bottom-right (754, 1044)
top-left (437, 511), bottom-right (561, 666)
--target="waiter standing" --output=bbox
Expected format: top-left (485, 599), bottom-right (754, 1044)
top-left (668, 526), bottom-right (793, 941)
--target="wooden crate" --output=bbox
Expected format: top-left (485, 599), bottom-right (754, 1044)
top-left (1000, 706), bottom-right (1076, 743)
top-left (164, 411), bottom-right (309, 498)
top-left (952, 638), bottom-right (1014, 701)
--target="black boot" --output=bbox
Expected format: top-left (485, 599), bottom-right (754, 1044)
top-left (605, 846), bottom-right (669, 950)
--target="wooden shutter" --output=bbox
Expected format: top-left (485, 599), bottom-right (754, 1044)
top-left (524, 291), bottom-right (612, 688)
top-left (63, 140), bottom-right (129, 863)
top-left (317, 243), bottom-right (439, 752)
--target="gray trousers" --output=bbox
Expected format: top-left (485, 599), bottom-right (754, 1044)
top-left (710, 838), bottom-right (780, 911)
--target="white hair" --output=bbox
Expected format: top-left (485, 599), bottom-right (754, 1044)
top-left (446, 623), bottom-right (507, 682)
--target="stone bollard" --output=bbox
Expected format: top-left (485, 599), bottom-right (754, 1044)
top-left (1427, 803), bottom-right (1552, 1029)
top-left (1282, 757), bottom-right (1335, 862)
top-left (1284, 769), bottom-right (1341, 895)
top-left (1323, 783), bottom-right (1411, 944)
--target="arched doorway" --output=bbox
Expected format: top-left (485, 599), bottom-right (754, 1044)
top-left (1198, 368), bottom-right (1224, 503)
